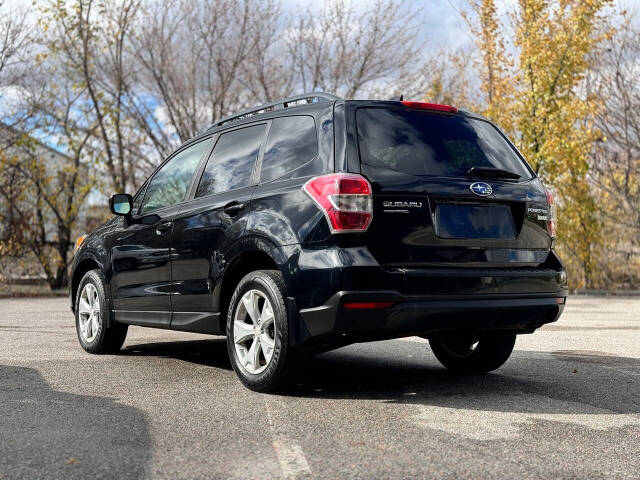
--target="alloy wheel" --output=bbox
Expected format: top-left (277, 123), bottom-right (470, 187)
top-left (78, 283), bottom-right (100, 343)
top-left (233, 289), bottom-right (276, 375)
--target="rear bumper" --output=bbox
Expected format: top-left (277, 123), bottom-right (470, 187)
top-left (293, 291), bottom-right (566, 348)
top-left (279, 245), bottom-right (567, 348)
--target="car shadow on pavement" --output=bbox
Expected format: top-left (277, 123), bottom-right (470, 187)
top-left (121, 338), bottom-right (232, 370)
top-left (288, 341), bottom-right (640, 415)
top-left (116, 336), bottom-right (639, 417)
top-left (0, 365), bottom-right (152, 480)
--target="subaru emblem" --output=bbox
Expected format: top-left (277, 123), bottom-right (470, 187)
top-left (470, 182), bottom-right (493, 196)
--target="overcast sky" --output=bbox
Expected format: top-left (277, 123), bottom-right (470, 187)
top-left (279, 0), bottom-right (476, 49)
top-left (6, 0), bottom-right (637, 50)
top-left (281, 0), bottom-right (637, 51)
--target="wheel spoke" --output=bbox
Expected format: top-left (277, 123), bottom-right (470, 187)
top-left (241, 292), bottom-right (260, 325)
top-left (252, 340), bottom-right (262, 372)
top-left (87, 284), bottom-right (95, 306)
top-left (260, 332), bottom-right (274, 363)
top-left (259, 302), bottom-right (274, 327)
top-left (245, 338), bottom-right (261, 373)
top-left (91, 315), bottom-right (100, 336)
top-left (78, 298), bottom-right (91, 314)
top-left (234, 320), bottom-right (254, 344)
top-left (79, 317), bottom-right (88, 337)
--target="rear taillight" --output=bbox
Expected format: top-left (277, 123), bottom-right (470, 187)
top-left (545, 188), bottom-right (557, 238)
top-left (303, 173), bottom-right (373, 233)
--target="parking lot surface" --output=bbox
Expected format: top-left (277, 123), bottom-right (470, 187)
top-left (1, 296), bottom-right (639, 479)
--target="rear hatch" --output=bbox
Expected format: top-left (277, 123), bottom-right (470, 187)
top-left (354, 104), bottom-right (552, 268)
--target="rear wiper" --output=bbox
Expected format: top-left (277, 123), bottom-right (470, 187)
top-left (466, 166), bottom-right (521, 180)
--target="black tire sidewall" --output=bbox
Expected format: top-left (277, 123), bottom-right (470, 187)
top-left (75, 270), bottom-right (110, 353)
top-left (429, 333), bottom-right (516, 374)
top-left (226, 270), bottom-right (290, 392)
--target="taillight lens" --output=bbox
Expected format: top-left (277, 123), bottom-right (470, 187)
top-left (545, 188), bottom-right (557, 238)
top-left (303, 173), bottom-right (373, 233)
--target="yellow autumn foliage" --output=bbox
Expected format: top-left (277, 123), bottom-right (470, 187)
top-left (465, 0), bottom-right (614, 288)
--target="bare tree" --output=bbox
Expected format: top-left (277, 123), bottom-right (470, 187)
top-left (0, 0), bottom-right (32, 86)
top-left (1, 0), bottom-right (479, 289)
top-left (0, 53), bottom-right (97, 289)
top-left (40, 0), bottom-right (147, 192)
top-left (0, 0), bottom-right (35, 136)
top-left (0, 0), bottom-right (37, 274)
top-left (130, 0), bottom-right (282, 144)
top-left (1, 0), bottom-right (104, 289)
top-left (32, 0), bottom-right (431, 192)
top-left (285, 0), bottom-right (425, 99)
top-left (130, 0), bottom-right (429, 145)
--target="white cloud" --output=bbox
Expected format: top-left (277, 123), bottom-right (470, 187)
top-left (0, 85), bottom-right (29, 115)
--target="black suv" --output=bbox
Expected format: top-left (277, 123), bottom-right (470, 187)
top-left (70, 93), bottom-right (567, 391)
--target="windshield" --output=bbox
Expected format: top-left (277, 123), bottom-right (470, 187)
top-left (356, 108), bottom-right (533, 180)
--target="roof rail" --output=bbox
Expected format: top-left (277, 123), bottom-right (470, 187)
top-left (205, 92), bottom-right (340, 131)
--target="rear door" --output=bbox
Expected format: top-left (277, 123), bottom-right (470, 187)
top-left (355, 106), bottom-right (551, 268)
top-left (169, 123), bottom-right (267, 330)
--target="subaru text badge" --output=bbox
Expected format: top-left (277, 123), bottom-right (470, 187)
top-left (470, 182), bottom-right (493, 196)
top-left (382, 201), bottom-right (422, 209)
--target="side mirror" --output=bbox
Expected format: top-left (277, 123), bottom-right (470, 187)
top-left (109, 193), bottom-right (133, 216)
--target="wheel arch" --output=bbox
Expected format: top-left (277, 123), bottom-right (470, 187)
top-left (71, 256), bottom-right (104, 313)
top-left (217, 240), bottom-right (288, 333)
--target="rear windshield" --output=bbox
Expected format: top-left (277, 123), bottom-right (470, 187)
top-left (356, 108), bottom-right (532, 180)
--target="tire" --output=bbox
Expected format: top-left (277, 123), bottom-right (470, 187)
top-left (226, 270), bottom-right (295, 392)
top-left (429, 332), bottom-right (516, 374)
top-left (75, 269), bottom-right (128, 354)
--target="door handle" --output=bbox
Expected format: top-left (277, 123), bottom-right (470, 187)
top-left (223, 202), bottom-right (245, 215)
top-left (155, 221), bottom-right (173, 235)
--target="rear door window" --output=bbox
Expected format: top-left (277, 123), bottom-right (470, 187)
top-left (260, 116), bottom-right (318, 183)
top-left (196, 124), bottom-right (266, 197)
top-left (356, 108), bottom-right (532, 180)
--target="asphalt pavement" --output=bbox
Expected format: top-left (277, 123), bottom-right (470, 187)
top-left (1, 296), bottom-right (639, 479)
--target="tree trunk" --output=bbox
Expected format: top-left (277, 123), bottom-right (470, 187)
top-left (48, 264), bottom-right (69, 290)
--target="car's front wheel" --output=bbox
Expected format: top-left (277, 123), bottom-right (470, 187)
top-left (429, 332), bottom-right (516, 374)
top-left (226, 270), bottom-right (295, 392)
top-left (75, 269), bottom-right (128, 354)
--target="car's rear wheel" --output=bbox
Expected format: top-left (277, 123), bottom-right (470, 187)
top-left (75, 270), bottom-right (128, 354)
top-left (429, 332), bottom-right (516, 373)
top-left (226, 270), bottom-right (295, 392)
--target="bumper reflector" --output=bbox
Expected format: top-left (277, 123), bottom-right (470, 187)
top-left (343, 302), bottom-right (394, 310)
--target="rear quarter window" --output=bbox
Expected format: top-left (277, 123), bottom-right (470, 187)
top-left (356, 108), bottom-right (532, 180)
top-left (259, 116), bottom-right (318, 183)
